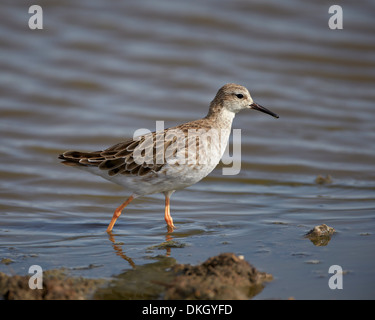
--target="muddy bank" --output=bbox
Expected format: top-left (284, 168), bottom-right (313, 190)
top-left (0, 269), bottom-right (104, 300)
top-left (1, 253), bottom-right (272, 300)
top-left (164, 253), bottom-right (273, 300)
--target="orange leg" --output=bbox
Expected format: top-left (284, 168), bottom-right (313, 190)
top-left (106, 195), bottom-right (134, 233)
top-left (164, 192), bottom-right (176, 232)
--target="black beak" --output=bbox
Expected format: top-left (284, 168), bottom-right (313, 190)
top-left (250, 102), bottom-right (279, 119)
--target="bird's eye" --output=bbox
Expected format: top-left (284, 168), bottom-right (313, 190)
top-left (235, 94), bottom-right (244, 99)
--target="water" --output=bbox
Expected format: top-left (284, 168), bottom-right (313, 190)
top-left (1, 0), bottom-right (375, 299)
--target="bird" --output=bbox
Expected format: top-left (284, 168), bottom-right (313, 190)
top-left (59, 83), bottom-right (279, 233)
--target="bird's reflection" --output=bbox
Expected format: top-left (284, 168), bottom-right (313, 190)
top-left (107, 231), bottom-right (136, 268)
top-left (165, 228), bottom-right (174, 257)
top-left (107, 227), bottom-right (175, 266)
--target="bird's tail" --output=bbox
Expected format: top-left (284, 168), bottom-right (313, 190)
top-left (58, 150), bottom-right (103, 167)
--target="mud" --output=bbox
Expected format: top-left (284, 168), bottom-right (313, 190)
top-left (0, 253), bottom-right (272, 300)
top-left (315, 174), bottom-right (333, 184)
top-left (0, 269), bottom-right (105, 300)
top-left (305, 224), bottom-right (336, 246)
top-left (164, 253), bottom-right (273, 300)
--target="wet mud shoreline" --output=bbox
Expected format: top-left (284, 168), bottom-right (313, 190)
top-left (0, 253), bottom-right (271, 300)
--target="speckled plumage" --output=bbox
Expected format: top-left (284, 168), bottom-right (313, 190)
top-left (59, 83), bottom-right (279, 232)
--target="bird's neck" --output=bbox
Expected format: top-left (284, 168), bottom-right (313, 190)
top-left (205, 104), bottom-right (235, 130)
